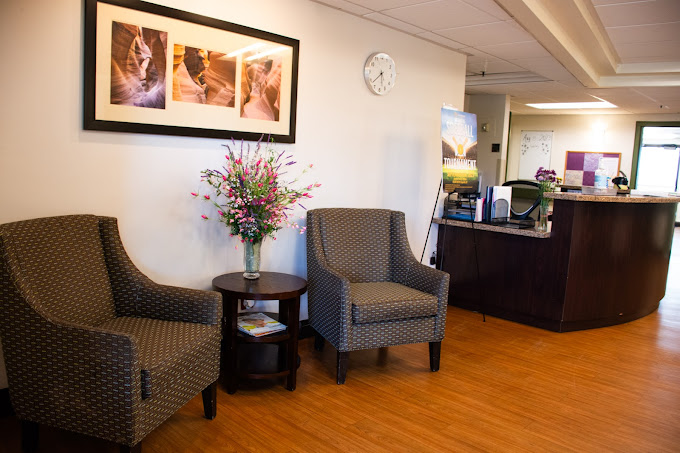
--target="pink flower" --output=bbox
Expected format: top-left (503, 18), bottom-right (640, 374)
top-left (204, 195), bottom-right (210, 200)
top-left (218, 210), bottom-right (224, 216)
top-left (222, 175), bottom-right (227, 181)
top-left (201, 215), bottom-right (208, 220)
top-left (191, 192), bottom-right (198, 197)
top-left (258, 183), bottom-right (263, 188)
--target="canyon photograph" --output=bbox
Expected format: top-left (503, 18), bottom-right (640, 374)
top-left (240, 57), bottom-right (282, 122)
top-left (173, 46), bottom-right (237, 107)
top-left (110, 21), bottom-right (167, 109)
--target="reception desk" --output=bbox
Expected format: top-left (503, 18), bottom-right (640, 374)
top-left (435, 192), bottom-right (679, 332)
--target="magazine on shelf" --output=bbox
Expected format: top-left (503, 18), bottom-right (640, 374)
top-left (237, 312), bottom-right (287, 337)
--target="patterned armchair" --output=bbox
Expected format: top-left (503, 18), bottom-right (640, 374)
top-left (0, 215), bottom-right (222, 453)
top-left (306, 208), bottom-right (450, 384)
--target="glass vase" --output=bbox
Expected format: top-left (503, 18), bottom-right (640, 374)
top-left (243, 240), bottom-right (262, 279)
top-left (538, 201), bottom-right (549, 232)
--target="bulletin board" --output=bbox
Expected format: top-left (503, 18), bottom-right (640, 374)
top-left (564, 151), bottom-right (621, 187)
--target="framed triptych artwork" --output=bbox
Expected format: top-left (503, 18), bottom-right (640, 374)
top-left (83, 0), bottom-right (299, 142)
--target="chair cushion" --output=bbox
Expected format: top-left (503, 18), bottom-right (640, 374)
top-left (350, 282), bottom-right (439, 324)
top-left (98, 316), bottom-right (220, 399)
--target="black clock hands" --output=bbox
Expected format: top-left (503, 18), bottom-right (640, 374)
top-left (364, 53), bottom-right (395, 94)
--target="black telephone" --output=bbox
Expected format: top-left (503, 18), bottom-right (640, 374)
top-left (612, 171), bottom-right (629, 191)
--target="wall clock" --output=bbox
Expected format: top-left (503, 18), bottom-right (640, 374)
top-left (364, 52), bottom-right (396, 95)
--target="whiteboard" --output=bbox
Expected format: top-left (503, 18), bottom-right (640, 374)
top-left (518, 131), bottom-right (553, 180)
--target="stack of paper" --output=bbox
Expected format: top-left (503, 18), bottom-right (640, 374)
top-left (237, 313), bottom-right (286, 337)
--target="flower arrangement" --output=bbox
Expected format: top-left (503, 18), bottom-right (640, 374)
top-left (534, 167), bottom-right (561, 231)
top-left (192, 137), bottom-right (320, 244)
top-left (534, 166), bottom-right (560, 203)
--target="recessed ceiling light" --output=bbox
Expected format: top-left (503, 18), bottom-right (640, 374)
top-left (526, 101), bottom-right (617, 109)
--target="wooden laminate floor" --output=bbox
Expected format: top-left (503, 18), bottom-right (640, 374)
top-left (2, 228), bottom-right (679, 452)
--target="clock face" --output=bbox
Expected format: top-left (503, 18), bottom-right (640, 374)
top-left (364, 52), bottom-right (396, 95)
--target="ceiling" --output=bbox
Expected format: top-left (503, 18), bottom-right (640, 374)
top-left (311, 0), bottom-right (680, 115)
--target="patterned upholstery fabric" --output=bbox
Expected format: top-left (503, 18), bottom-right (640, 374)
top-left (1, 215), bottom-right (116, 326)
top-left (319, 209), bottom-right (392, 283)
top-left (350, 282), bottom-right (439, 324)
top-left (0, 215), bottom-right (222, 447)
top-left (307, 208), bottom-right (450, 353)
top-left (98, 317), bottom-right (220, 400)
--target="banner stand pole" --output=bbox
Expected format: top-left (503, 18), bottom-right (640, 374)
top-left (421, 177), bottom-right (443, 264)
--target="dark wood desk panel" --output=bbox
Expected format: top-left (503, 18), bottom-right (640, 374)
top-left (560, 200), bottom-right (676, 326)
top-left (436, 194), bottom-right (678, 332)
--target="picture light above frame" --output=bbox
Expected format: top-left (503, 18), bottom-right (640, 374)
top-left (83, 0), bottom-right (300, 142)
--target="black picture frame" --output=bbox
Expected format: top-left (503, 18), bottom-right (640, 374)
top-left (84, 0), bottom-right (299, 142)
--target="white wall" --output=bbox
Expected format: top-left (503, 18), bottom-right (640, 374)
top-left (0, 0), bottom-right (466, 388)
top-left (507, 113), bottom-right (680, 182)
top-left (466, 94), bottom-right (510, 188)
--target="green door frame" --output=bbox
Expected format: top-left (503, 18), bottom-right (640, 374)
top-left (631, 121), bottom-right (680, 188)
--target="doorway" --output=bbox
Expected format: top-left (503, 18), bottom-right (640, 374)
top-left (632, 122), bottom-right (680, 222)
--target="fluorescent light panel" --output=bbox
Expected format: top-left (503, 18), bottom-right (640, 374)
top-left (526, 100), bottom-right (617, 109)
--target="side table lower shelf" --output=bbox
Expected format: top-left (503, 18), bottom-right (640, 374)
top-left (235, 342), bottom-right (302, 381)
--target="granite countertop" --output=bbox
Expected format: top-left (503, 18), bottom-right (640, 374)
top-left (545, 192), bottom-right (680, 204)
top-left (433, 217), bottom-right (551, 238)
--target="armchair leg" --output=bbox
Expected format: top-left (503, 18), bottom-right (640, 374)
top-left (120, 442), bottom-right (142, 453)
top-left (314, 331), bottom-right (325, 352)
top-left (337, 351), bottom-right (349, 385)
top-left (202, 381), bottom-right (218, 420)
top-left (429, 341), bottom-right (441, 372)
top-left (21, 420), bottom-right (38, 453)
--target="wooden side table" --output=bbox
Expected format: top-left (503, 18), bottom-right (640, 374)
top-left (212, 272), bottom-right (307, 394)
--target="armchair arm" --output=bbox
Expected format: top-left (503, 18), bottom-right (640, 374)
top-left (403, 259), bottom-right (450, 340)
top-left (388, 211), bottom-right (450, 338)
top-left (0, 266), bottom-right (142, 444)
top-left (98, 217), bottom-right (222, 325)
top-left (306, 211), bottom-right (352, 351)
top-left (404, 260), bottom-right (450, 302)
top-left (136, 283), bottom-right (222, 325)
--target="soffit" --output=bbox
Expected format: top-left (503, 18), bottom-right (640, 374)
top-left (311, 0), bottom-right (680, 114)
